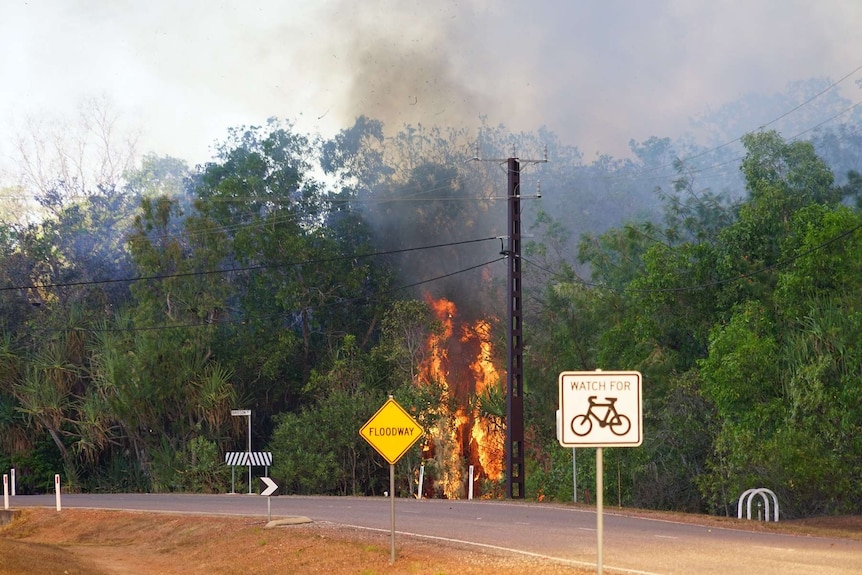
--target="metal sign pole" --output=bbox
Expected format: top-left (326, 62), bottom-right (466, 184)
top-left (231, 410), bottom-right (253, 495)
top-left (359, 396), bottom-right (424, 566)
top-left (572, 448), bottom-right (577, 503)
top-left (597, 447), bottom-right (604, 575)
top-left (260, 476), bottom-right (279, 521)
top-left (558, 371), bottom-right (641, 575)
top-left (389, 463), bottom-right (396, 565)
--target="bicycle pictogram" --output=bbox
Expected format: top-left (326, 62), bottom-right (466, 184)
top-left (570, 396), bottom-right (631, 437)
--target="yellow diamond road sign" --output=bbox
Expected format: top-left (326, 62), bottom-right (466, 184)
top-left (360, 398), bottom-right (424, 465)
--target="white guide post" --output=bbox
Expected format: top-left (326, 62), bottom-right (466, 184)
top-left (418, 465), bottom-right (424, 500)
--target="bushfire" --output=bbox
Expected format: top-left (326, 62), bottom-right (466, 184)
top-left (418, 295), bottom-right (505, 498)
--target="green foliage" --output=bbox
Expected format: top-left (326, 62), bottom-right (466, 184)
top-left (774, 205), bottom-right (862, 316)
top-left (14, 435), bottom-right (67, 494)
top-left (699, 302), bottom-right (780, 422)
top-left (87, 452), bottom-right (150, 493)
top-left (630, 372), bottom-right (715, 511)
top-left (699, 420), bottom-right (852, 517)
top-left (149, 436), bottom-right (182, 493)
top-left (525, 439), bottom-right (578, 502)
top-left (179, 436), bottom-right (230, 493)
top-left (269, 389), bottom-right (386, 495)
top-left (692, 133), bottom-right (862, 517)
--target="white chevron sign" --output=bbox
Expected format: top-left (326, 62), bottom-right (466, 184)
top-left (260, 476), bottom-right (278, 497)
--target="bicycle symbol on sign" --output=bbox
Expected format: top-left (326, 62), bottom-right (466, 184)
top-left (570, 396), bottom-right (631, 437)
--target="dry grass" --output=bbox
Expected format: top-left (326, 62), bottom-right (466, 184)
top-left (0, 508), bottom-right (587, 575)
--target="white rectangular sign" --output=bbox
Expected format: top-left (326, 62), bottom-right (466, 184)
top-left (231, 409), bottom-right (251, 416)
top-left (558, 371), bottom-right (643, 447)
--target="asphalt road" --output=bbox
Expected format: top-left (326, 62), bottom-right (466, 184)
top-left (8, 493), bottom-right (862, 574)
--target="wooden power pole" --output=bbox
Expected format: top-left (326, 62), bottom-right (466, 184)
top-left (474, 147), bottom-right (545, 499)
top-left (506, 157), bottom-right (525, 499)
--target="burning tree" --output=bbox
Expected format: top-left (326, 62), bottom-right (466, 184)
top-left (417, 295), bottom-right (505, 499)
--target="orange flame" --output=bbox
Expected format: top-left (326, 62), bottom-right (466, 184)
top-left (463, 319), bottom-right (504, 483)
top-left (418, 295), bottom-right (505, 498)
top-left (464, 319), bottom-right (497, 396)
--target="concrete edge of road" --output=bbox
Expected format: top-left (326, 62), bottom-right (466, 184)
top-left (265, 516), bottom-right (312, 528)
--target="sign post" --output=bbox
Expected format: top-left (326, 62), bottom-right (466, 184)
top-left (260, 476), bottom-right (278, 522)
top-left (572, 448), bottom-right (577, 503)
top-left (359, 396), bottom-right (424, 565)
top-left (558, 370), bottom-right (642, 575)
top-left (231, 409), bottom-right (252, 494)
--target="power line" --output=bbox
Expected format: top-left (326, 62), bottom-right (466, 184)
top-left (520, 221), bottom-right (862, 294)
top-left (0, 236), bottom-right (499, 293)
top-left (677, 63), bottom-right (862, 165)
top-left (589, 63), bottom-right (862, 186)
top-left (789, 100), bottom-right (862, 142)
top-left (680, 98), bottom-right (862, 182)
top-left (603, 95), bottom-right (862, 190)
top-left (39, 256), bottom-right (507, 333)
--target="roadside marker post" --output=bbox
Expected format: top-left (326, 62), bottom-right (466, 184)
top-left (3, 474), bottom-right (8, 510)
top-left (558, 370), bottom-right (643, 575)
top-left (54, 474), bottom-right (61, 512)
top-left (418, 464), bottom-right (425, 500)
top-left (260, 476), bottom-right (279, 522)
top-left (359, 395), bottom-right (424, 565)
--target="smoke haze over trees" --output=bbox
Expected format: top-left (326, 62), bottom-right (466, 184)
top-left (2, 1), bottom-right (862, 517)
top-left (4, 1), bottom-right (862, 163)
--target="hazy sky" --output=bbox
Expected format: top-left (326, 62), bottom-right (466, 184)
top-left (2, 0), bottom-right (862, 168)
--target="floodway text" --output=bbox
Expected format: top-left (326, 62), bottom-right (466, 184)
top-left (366, 427), bottom-right (417, 437)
